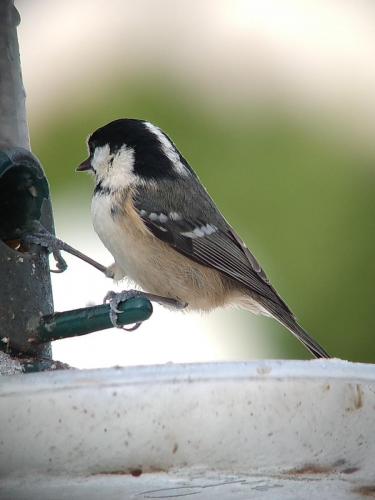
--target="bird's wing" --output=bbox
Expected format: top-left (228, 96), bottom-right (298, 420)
top-left (133, 182), bottom-right (331, 359)
top-left (133, 184), bottom-right (291, 312)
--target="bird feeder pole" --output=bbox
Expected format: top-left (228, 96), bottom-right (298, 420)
top-left (0, 0), bottom-right (29, 150)
top-left (0, 0), bottom-right (54, 367)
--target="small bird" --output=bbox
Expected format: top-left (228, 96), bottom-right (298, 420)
top-left (77, 118), bottom-right (330, 358)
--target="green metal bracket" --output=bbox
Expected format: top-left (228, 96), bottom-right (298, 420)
top-left (0, 296), bottom-right (153, 373)
top-left (26, 297), bottom-right (153, 344)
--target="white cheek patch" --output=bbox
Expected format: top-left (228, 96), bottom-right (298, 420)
top-left (95, 144), bottom-right (136, 190)
top-left (144, 122), bottom-right (190, 177)
top-left (111, 145), bottom-right (136, 186)
top-left (92, 145), bottom-right (111, 172)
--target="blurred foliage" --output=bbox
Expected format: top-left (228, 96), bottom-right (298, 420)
top-left (31, 77), bottom-right (375, 362)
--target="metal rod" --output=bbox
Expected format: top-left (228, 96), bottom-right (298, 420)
top-left (27, 297), bottom-right (153, 344)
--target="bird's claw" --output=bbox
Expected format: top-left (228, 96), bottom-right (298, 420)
top-left (104, 289), bottom-right (143, 330)
top-left (22, 230), bottom-right (68, 273)
top-left (103, 289), bottom-right (188, 330)
top-left (50, 250), bottom-right (68, 273)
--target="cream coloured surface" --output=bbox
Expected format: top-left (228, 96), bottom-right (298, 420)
top-left (1, 360), bottom-right (374, 500)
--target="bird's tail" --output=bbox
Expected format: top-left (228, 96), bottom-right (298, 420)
top-left (276, 314), bottom-right (330, 359)
top-left (259, 299), bottom-right (330, 359)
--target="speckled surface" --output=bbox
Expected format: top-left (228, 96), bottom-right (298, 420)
top-left (0, 351), bottom-right (22, 375)
top-left (0, 360), bottom-right (374, 499)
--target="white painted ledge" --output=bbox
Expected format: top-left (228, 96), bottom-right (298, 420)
top-left (0, 359), bottom-right (374, 499)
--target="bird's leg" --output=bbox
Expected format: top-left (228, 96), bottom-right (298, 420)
top-left (105, 262), bottom-right (125, 281)
top-left (104, 289), bottom-right (187, 329)
top-left (21, 223), bottom-right (108, 275)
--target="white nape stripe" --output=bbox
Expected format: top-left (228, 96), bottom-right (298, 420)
top-left (144, 122), bottom-right (189, 176)
top-left (182, 224), bottom-right (217, 239)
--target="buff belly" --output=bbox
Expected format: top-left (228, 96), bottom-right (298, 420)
top-left (91, 192), bottom-right (233, 311)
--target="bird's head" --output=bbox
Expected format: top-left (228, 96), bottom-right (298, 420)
top-left (77, 118), bottom-right (193, 191)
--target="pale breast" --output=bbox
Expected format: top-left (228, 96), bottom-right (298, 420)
top-left (91, 190), bottom-right (234, 311)
top-left (91, 190), bottom-right (163, 283)
top-left (91, 192), bottom-right (136, 273)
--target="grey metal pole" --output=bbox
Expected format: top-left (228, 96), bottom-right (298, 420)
top-left (0, 0), bottom-right (54, 364)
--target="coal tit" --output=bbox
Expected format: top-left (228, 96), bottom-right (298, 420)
top-left (77, 118), bottom-right (330, 358)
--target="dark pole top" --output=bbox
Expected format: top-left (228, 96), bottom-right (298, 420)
top-left (0, 1), bottom-right (54, 361)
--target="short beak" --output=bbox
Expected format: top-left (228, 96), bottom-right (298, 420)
top-left (76, 158), bottom-right (93, 172)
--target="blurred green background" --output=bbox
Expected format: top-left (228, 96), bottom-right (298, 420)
top-left (17, 0), bottom-right (375, 363)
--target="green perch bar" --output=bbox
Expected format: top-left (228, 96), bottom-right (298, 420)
top-left (28, 297), bottom-right (153, 344)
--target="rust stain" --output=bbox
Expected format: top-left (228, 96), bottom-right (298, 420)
top-left (342, 467), bottom-right (360, 474)
top-left (4, 239), bottom-right (24, 252)
top-left (91, 470), bottom-right (131, 476)
top-left (353, 485), bottom-right (375, 497)
top-left (130, 468), bottom-right (143, 477)
top-left (345, 384), bottom-right (364, 412)
top-left (286, 459), bottom-right (359, 477)
top-left (288, 464), bottom-right (333, 475)
top-left (354, 384), bottom-right (364, 409)
top-left (90, 468), bottom-right (143, 477)
top-left (91, 465), bottom-right (168, 477)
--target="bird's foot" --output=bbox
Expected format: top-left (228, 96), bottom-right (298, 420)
top-left (22, 227), bottom-right (68, 273)
top-left (103, 289), bottom-right (187, 329)
top-left (103, 289), bottom-right (144, 331)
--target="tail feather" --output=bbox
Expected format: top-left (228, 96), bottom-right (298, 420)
top-left (258, 299), bottom-right (330, 359)
top-left (276, 314), bottom-right (330, 359)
